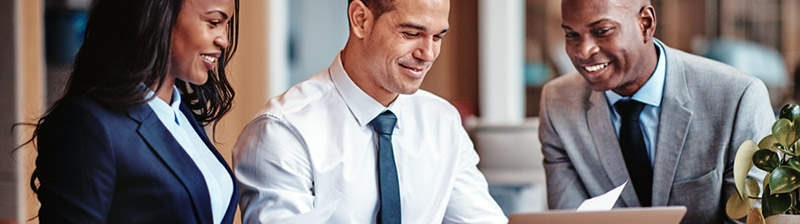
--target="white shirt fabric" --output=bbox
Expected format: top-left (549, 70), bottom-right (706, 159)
top-left (146, 86), bottom-right (233, 224)
top-left (605, 39), bottom-right (668, 166)
top-left (233, 53), bottom-right (507, 224)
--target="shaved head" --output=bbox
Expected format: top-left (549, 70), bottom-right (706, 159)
top-left (562, 0), bottom-right (650, 15)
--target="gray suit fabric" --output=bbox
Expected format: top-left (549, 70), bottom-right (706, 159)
top-left (539, 44), bottom-right (774, 223)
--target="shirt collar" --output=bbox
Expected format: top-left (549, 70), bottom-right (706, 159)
top-left (605, 39), bottom-right (667, 107)
top-left (330, 52), bottom-right (402, 129)
top-left (146, 85), bottom-right (183, 125)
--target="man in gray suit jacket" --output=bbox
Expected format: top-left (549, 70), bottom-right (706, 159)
top-left (540, 0), bottom-right (774, 223)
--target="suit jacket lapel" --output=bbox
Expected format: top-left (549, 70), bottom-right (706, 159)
top-left (179, 104), bottom-right (240, 223)
top-left (651, 46), bottom-right (693, 206)
top-left (126, 104), bottom-right (213, 224)
top-left (587, 91), bottom-right (640, 207)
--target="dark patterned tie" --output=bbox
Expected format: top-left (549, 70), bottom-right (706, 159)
top-left (369, 111), bottom-right (401, 223)
top-left (614, 100), bottom-right (653, 206)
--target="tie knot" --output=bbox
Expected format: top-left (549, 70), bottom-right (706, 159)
top-left (370, 111), bottom-right (397, 135)
top-left (614, 100), bottom-right (645, 120)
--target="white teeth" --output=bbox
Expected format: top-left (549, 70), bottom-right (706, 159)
top-left (584, 63), bottom-right (609, 72)
top-left (201, 55), bottom-right (217, 63)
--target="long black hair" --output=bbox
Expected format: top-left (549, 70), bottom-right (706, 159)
top-left (24, 0), bottom-right (239, 194)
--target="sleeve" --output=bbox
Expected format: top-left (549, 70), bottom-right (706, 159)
top-left (723, 79), bottom-right (773, 223)
top-left (442, 117), bottom-right (508, 224)
top-left (539, 85), bottom-right (590, 209)
top-left (233, 114), bottom-right (329, 224)
top-left (36, 103), bottom-right (116, 224)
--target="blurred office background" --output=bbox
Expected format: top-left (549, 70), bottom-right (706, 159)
top-left (2, 0), bottom-right (799, 223)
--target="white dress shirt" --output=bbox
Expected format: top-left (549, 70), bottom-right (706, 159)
top-left (147, 86), bottom-right (233, 224)
top-left (605, 39), bottom-right (667, 166)
top-left (233, 53), bottom-right (507, 223)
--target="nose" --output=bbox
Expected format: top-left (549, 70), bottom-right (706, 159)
top-left (413, 37), bottom-right (437, 62)
top-left (574, 37), bottom-right (599, 61)
top-left (215, 34), bottom-right (230, 49)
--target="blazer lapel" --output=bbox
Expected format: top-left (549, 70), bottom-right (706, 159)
top-left (587, 91), bottom-right (640, 207)
top-left (651, 46), bottom-right (693, 206)
top-left (126, 104), bottom-right (213, 224)
top-left (179, 104), bottom-right (240, 223)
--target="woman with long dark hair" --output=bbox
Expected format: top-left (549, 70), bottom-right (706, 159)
top-left (29, 0), bottom-right (240, 222)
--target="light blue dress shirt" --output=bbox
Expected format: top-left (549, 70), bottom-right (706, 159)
top-left (605, 39), bottom-right (667, 167)
top-left (146, 86), bottom-right (233, 224)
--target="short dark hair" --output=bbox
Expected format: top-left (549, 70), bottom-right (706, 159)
top-left (348, 0), bottom-right (396, 19)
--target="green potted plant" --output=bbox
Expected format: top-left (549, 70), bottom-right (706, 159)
top-left (727, 104), bottom-right (800, 224)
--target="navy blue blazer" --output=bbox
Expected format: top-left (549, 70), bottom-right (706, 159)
top-left (36, 96), bottom-right (239, 224)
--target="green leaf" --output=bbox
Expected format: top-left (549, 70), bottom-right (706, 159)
top-left (772, 118), bottom-right (800, 148)
top-left (758, 135), bottom-right (781, 152)
top-left (735, 140), bottom-right (759, 199)
top-left (769, 166), bottom-right (800, 194)
top-left (788, 157), bottom-right (800, 170)
top-left (780, 146), bottom-right (797, 157)
top-left (753, 149), bottom-right (780, 172)
top-left (747, 207), bottom-right (765, 224)
top-left (789, 140), bottom-right (800, 156)
top-left (779, 104), bottom-right (800, 121)
top-left (762, 185), bottom-right (792, 217)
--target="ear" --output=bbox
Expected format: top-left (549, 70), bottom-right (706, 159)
top-left (638, 5), bottom-right (657, 43)
top-left (348, 0), bottom-right (373, 39)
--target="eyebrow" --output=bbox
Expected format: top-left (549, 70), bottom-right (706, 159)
top-left (588, 18), bottom-right (611, 27)
top-left (561, 18), bottom-right (612, 30)
top-left (207, 10), bottom-right (229, 20)
top-left (399, 23), bottom-right (450, 34)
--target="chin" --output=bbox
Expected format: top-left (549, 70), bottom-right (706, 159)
top-left (187, 72), bottom-right (210, 85)
top-left (587, 82), bottom-right (613, 92)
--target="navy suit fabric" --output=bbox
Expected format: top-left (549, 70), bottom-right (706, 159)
top-left (36, 96), bottom-right (238, 224)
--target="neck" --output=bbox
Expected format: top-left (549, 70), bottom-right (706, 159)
top-left (153, 78), bottom-right (176, 104)
top-left (612, 41), bottom-right (659, 96)
top-left (341, 43), bottom-right (398, 107)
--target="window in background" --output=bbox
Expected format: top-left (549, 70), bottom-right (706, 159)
top-left (44, 0), bottom-right (89, 105)
top-left (523, 0), bottom-right (568, 117)
top-left (524, 0), bottom-right (800, 112)
top-left (652, 0), bottom-right (800, 109)
top-left (287, 0), bottom-right (348, 86)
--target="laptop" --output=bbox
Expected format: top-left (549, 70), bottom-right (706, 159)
top-left (509, 206), bottom-right (687, 224)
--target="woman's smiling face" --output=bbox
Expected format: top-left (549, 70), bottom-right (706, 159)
top-left (168, 0), bottom-right (234, 85)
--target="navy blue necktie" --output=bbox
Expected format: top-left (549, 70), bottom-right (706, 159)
top-left (369, 111), bottom-right (401, 224)
top-left (615, 100), bottom-right (653, 206)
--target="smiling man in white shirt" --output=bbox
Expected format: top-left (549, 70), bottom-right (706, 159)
top-left (232, 0), bottom-right (506, 223)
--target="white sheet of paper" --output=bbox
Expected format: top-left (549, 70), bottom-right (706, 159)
top-left (576, 180), bottom-right (628, 212)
